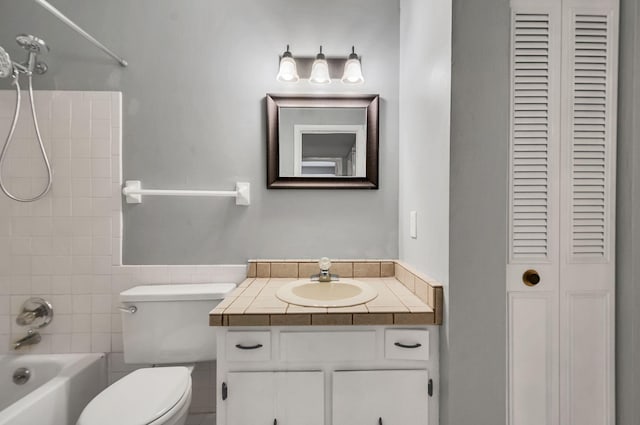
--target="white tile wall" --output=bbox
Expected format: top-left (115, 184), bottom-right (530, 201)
top-left (0, 90), bottom-right (245, 414)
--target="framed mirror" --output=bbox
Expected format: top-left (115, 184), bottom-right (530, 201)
top-left (266, 94), bottom-right (379, 189)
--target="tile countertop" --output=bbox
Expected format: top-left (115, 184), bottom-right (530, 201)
top-left (209, 260), bottom-right (443, 327)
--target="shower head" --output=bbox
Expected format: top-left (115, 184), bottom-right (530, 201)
top-left (15, 34), bottom-right (49, 54)
top-left (0, 46), bottom-right (12, 78)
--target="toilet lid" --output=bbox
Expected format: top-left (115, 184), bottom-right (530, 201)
top-left (76, 367), bottom-right (191, 425)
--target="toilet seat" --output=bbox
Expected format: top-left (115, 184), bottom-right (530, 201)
top-left (76, 367), bottom-right (191, 425)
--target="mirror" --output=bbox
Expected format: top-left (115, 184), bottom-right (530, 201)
top-left (266, 94), bottom-right (379, 188)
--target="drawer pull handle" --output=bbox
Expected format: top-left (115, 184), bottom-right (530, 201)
top-left (394, 342), bottom-right (422, 349)
top-left (235, 343), bottom-right (263, 350)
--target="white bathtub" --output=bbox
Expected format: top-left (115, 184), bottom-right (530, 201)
top-left (0, 353), bottom-right (106, 425)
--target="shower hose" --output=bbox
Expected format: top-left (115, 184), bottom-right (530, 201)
top-left (0, 69), bottom-right (52, 202)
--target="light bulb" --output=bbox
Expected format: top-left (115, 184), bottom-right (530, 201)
top-left (309, 46), bottom-right (331, 85)
top-left (341, 46), bottom-right (364, 84)
top-left (276, 45), bottom-right (299, 83)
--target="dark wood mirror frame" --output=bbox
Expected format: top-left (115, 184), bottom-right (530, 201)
top-left (266, 94), bottom-right (379, 189)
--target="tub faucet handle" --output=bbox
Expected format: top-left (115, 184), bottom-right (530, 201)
top-left (15, 297), bottom-right (53, 328)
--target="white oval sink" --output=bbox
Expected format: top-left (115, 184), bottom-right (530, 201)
top-left (276, 279), bottom-right (378, 307)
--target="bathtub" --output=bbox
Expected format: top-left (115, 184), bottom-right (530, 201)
top-left (0, 353), bottom-right (106, 425)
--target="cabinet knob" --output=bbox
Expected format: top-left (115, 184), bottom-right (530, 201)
top-left (379, 417), bottom-right (383, 425)
top-left (522, 269), bottom-right (541, 287)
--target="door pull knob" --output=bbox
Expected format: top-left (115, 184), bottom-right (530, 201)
top-left (522, 269), bottom-right (541, 287)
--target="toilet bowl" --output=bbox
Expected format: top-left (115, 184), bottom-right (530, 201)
top-left (77, 367), bottom-right (192, 425)
top-left (76, 283), bottom-right (236, 425)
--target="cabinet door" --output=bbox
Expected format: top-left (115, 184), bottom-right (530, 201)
top-left (333, 370), bottom-right (429, 425)
top-left (276, 372), bottom-right (324, 425)
top-left (226, 371), bottom-right (324, 425)
top-left (227, 372), bottom-right (275, 425)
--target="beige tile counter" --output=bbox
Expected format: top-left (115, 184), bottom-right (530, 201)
top-left (209, 260), bottom-right (443, 327)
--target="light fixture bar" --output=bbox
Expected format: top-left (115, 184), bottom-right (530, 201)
top-left (276, 45), bottom-right (364, 84)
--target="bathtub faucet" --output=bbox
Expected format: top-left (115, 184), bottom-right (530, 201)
top-left (13, 329), bottom-right (41, 350)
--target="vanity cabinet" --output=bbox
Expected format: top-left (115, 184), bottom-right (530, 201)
top-left (332, 370), bottom-right (430, 425)
top-left (226, 371), bottom-right (324, 425)
top-left (216, 326), bottom-right (439, 425)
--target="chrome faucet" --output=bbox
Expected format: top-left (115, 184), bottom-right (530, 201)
top-left (15, 297), bottom-right (53, 327)
top-left (13, 297), bottom-right (53, 350)
top-left (311, 257), bottom-right (339, 282)
top-left (13, 329), bottom-right (41, 350)
top-left (16, 304), bottom-right (49, 326)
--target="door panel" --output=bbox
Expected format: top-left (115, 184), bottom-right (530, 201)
top-left (226, 371), bottom-right (324, 425)
top-left (276, 371), bottom-right (324, 425)
top-left (508, 293), bottom-right (559, 425)
top-left (332, 370), bottom-right (429, 425)
top-left (227, 372), bottom-right (276, 425)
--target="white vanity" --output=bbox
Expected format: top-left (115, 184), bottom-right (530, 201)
top-left (210, 260), bottom-right (443, 425)
top-left (216, 326), bottom-right (438, 425)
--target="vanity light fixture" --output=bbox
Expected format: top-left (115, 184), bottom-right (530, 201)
top-left (276, 45), bottom-right (299, 83)
top-left (309, 46), bottom-right (331, 85)
top-left (276, 45), bottom-right (364, 84)
top-left (341, 46), bottom-right (364, 84)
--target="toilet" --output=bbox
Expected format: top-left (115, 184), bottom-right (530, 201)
top-left (76, 283), bottom-right (236, 425)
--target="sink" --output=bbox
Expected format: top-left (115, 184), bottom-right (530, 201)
top-left (276, 279), bottom-right (378, 308)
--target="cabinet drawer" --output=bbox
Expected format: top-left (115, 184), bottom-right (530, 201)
top-left (226, 331), bottom-right (271, 361)
top-left (384, 329), bottom-right (429, 360)
top-left (280, 331), bottom-right (376, 362)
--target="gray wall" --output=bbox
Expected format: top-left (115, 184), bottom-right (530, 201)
top-left (447, 1), bottom-right (509, 425)
top-left (0, 0), bottom-right (399, 264)
top-left (398, 0), bottom-right (451, 284)
top-left (616, 0), bottom-right (640, 424)
top-left (397, 1), bottom-right (452, 423)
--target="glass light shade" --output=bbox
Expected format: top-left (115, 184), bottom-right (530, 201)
top-left (309, 59), bottom-right (331, 84)
top-left (341, 58), bottom-right (364, 84)
top-left (276, 56), bottom-right (299, 82)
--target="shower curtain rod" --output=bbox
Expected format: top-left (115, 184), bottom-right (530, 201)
top-left (33, 0), bottom-right (128, 67)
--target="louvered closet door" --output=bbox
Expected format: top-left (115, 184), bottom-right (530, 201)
top-left (508, 1), bottom-right (617, 425)
top-left (507, 3), bottom-right (561, 425)
top-left (559, 2), bottom-right (617, 425)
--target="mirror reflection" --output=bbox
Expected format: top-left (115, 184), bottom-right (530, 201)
top-left (278, 107), bottom-right (367, 177)
top-left (266, 94), bottom-right (379, 189)
top-left (298, 130), bottom-right (362, 177)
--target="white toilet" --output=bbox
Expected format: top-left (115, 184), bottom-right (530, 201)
top-left (76, 283), bottom-right (236, 425)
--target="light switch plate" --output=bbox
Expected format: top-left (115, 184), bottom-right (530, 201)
top-left (410, 211), bottom-right (417, 239)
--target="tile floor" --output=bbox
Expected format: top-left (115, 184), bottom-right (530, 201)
top-left (186, 413), bottom-right (216, 425)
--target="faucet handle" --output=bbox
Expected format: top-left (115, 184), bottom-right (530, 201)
top-left (15, 297), bottom-right (53, 328)
top-left (318, 257), bottom-right (331, 271)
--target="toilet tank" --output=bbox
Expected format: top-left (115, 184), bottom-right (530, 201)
top-left (120, 283), bottom-right (236, 364)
